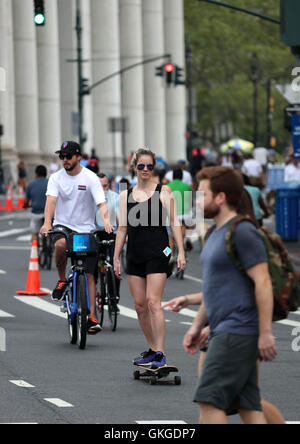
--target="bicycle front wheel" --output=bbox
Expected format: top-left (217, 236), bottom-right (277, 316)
top-left (106, 267), bottom-right (118, 332)
top-left (77, 274), bottom-right (88, 350)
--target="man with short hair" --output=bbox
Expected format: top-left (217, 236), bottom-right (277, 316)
top-left (25, 165), bottom-right (48, 243)
top-left (184, 166), bottom-right (277, 424)
top-left (40, 141), bottom-right (113, 334)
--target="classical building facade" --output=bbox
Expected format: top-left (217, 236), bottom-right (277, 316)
top-left (0, 0), bottom-right (186, 182)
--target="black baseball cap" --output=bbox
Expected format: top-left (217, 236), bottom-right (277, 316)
top-left (55, 141), bottom-right (81, 155)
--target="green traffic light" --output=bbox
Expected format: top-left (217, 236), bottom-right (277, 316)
top-left (34, 13), bottom-right (45, 25)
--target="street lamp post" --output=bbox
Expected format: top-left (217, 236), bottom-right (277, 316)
top-left (250, 53), bottom-right (259, 147)
top-left (75, 0), bottom-right (85, 149)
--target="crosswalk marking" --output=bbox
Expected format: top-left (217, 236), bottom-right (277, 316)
top-left (44, 398), bottom-right (74, 408)
top-left (15, 296), bottom-right (67, 319)
top-left (0, 228), bottom-right (29, 238)
top-left (0, 310), bottom-right (14, 318)
top-left (10, 380), bottom-right (35, 388)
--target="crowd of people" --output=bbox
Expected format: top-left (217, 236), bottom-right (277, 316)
top-left (18, 140), bottom-right (288, 424)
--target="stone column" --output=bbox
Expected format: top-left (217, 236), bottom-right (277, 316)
top-left (13, 0), bottom-right (40, 165)
top-left (57, 0), bottom-right (77, 143)
top-left (36, 0), bottom-right (62, 162)
top-left (142, 0), bottom-right (167, 159)
top-left (163, 0), bottom-right (186, 162)
top-left (0, 0), bottom-right (17, 185)
top-left (91, 0), bottom-right (122, 172)
top-left (119, 0), bottom-right (145, 157)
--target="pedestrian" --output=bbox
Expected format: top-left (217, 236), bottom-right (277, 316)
top-left (24, 165), bottom-right (48, 243)
top-left (113, 147), bottom-right (186, 369)
top-left (164, 160), bottom-right (193, 186)
top-left (40, 141), bottom-right (114, 335)
top-left (17, 156), bottom-right (28, 190)
top-left (284, 156), bottom-right (300, 182)
top-left (243, 174), bottom-right (269, 226)
top-left (242, 153), bottom-right (263, 187)
top-left (182, 166), bottom-right (277, 424)
top-left (162, 187), bottom-right (284, 424)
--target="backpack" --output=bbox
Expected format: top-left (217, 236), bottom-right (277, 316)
top-left (205, 215), bottom-right (300, 322)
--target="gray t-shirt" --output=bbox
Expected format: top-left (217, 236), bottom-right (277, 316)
top-left (200, 219), bottom-right (267, 336)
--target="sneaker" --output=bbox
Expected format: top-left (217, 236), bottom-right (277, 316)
top-left (87, 317), bottom-right (102, 335)
top-left (52, 280), bottom-right (67, 301)
top-left (151, 352), bottom-right (166, 369)
top-left (133, 349), bottom-right (156, 367)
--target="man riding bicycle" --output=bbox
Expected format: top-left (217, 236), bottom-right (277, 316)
top-left (40, 141), bottom-right (113, 334)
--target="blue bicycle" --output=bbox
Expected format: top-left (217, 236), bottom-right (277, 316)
top-left (49, 228), bottom-right (100, 350)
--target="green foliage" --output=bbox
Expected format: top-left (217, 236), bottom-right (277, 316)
top-left (184, 0), bottom-right (295, 151)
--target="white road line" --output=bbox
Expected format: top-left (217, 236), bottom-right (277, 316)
top-left (286, 421), bottom-right (300, 424)
top-left (0, 246), bottom-right (31, 251)
top-left (14, 296), bottom-right (67, 320)
top-left (0, 269), bottom-right (7, 274)
top-left (180, 322), bottom-right (193, 326)
top-left (0, 310), bottom-right (15, 318)
top-left (44, 398), bottom-right (74, 408)
top-left (184, 274), bottom-right (203, 284)
top-left (136, 420), bottom-right (187, 424)
top-left (9, 380), bottom-right (35, 388)
top-left (16, 234), bottom-right (31, 242)
top-left (0, 228), bottom-right (29, 238)
top-left (278, 319), bottom-right (300, 328)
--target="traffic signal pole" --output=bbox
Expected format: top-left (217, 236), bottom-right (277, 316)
top-left (75, 0), bottom-right (86, 149)
top-left (198, 0), bottom-right (280, 25)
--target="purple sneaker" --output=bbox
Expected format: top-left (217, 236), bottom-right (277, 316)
top-left (151, 352), bottom-right (166, 369)
top-left (133, 349), bottom-right (156, 367)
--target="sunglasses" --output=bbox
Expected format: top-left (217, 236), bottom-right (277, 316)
top-left (59, 153), bottom-right (74, 160)
top-left (137, 163), bottom-right (154, 171)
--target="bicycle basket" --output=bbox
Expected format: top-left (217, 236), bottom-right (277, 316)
top-left (66, 233), bottom-right (98, 258)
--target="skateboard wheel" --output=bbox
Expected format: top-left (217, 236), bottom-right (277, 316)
top-left (133, 371), bottom-right (140, 380)
top-left (174, 376), bottom-right (181, 385)
top-left (150, 376), bottom-right (157, 385)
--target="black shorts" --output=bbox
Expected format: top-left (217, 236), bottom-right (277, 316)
top-left (126, 256), bottom-right (171, 279)
top-left (52, 225), bottom-right (97, 275)
top-left (193, 332), bottom-right (261, 415)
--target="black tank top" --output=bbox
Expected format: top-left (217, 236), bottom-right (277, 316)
top-left (127, 184), bottom-right (170, 262)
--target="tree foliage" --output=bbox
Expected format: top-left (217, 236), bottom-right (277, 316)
top-left (184, 0), bottom-right (295, 151)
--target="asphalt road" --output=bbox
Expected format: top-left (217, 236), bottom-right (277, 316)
top-left (0, 210), bottom-right (300, 425)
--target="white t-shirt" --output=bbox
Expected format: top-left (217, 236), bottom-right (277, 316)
top-left (242, 159), bottom-right (263, 178)
top-left (254, 147), bottom-right (268, 166)
top-left (164, 170), bottom-right (193, 186)
top-left (47, 167), bottom-right (106, 232)
top-left (284, 163), bottom-right (300, 182)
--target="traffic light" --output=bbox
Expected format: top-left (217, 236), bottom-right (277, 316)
top-left (164, 63), bottom-right (175, 86)
top-left (280, 0), bottom-right (300, 56)
top-left (33, 0), bottom-right (45, 26)
top-left (80, 78), bottom-right (90, 96)
top-left (175, 66), bottom-right (185, 86)
top-left (155, 65), bottom-right (164, 78)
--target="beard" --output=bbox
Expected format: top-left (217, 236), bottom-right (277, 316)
top-left (204, 202), bottom-right (220, 219)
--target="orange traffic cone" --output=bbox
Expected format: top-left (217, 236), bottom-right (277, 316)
top-left (15, 185), bottom-right (25, 210)
top-left (3, 185), bottom-right (14, 212)
top-left (16, 241), bottom-right (50, 296)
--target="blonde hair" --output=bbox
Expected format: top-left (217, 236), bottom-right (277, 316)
top-left (131, 147), bottom-right (156, 168)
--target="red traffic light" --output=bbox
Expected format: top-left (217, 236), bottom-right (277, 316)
top-left (164, 63), bottom-right (175, 73)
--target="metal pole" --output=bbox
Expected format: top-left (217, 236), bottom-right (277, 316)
top-left (76, 0), bottom-right (85, 149)
top-left (198, 0), bottom-right (280, 25)
top-left (185, 34), bottom-right (194, 160)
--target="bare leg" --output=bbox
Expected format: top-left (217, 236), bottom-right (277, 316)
top-left (128, 275), bottom-right (155, 349)
top-left (197, 403), bottom-right (229, 425)
top-left (54, 239), bottom-right (67, 281)
top-left (146, 273), bottom-right (167, 353)
top-left (239, 408), bottom-right (267, 425)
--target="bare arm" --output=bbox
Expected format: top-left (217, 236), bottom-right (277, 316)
top-left (162, 292), bottom-right (203, 312)
top-left (183, 303), bottom-right (209, 354)
top-left (97, 202), bottom-right (114, 234)
top-left (161, 186), bottom-right (186, 272)
top-left (40, 195), bottom-right (57, 236)
top-left (113, 191), bottom-right (128, 279)
top-left (247, 262), bottom-right (277, 362)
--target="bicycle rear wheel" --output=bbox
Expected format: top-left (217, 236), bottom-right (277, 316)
top-left (77, 274), bottom-right (88, 350)
top-left (107, 267), bottom-right (118, 332)
top-left (66, 285), bottom-right (77, 345)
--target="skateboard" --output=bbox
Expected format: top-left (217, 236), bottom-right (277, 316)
top-left (133, 365), bottom-right (181, 385)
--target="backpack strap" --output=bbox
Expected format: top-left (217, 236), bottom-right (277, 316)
top-left (225, 215), bottom-right (258, 291)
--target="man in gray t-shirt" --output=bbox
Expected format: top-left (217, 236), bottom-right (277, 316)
top-left (183, 166), bottom-right (277, 424)
top-left (25, 165), bottom-right (48, 242)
